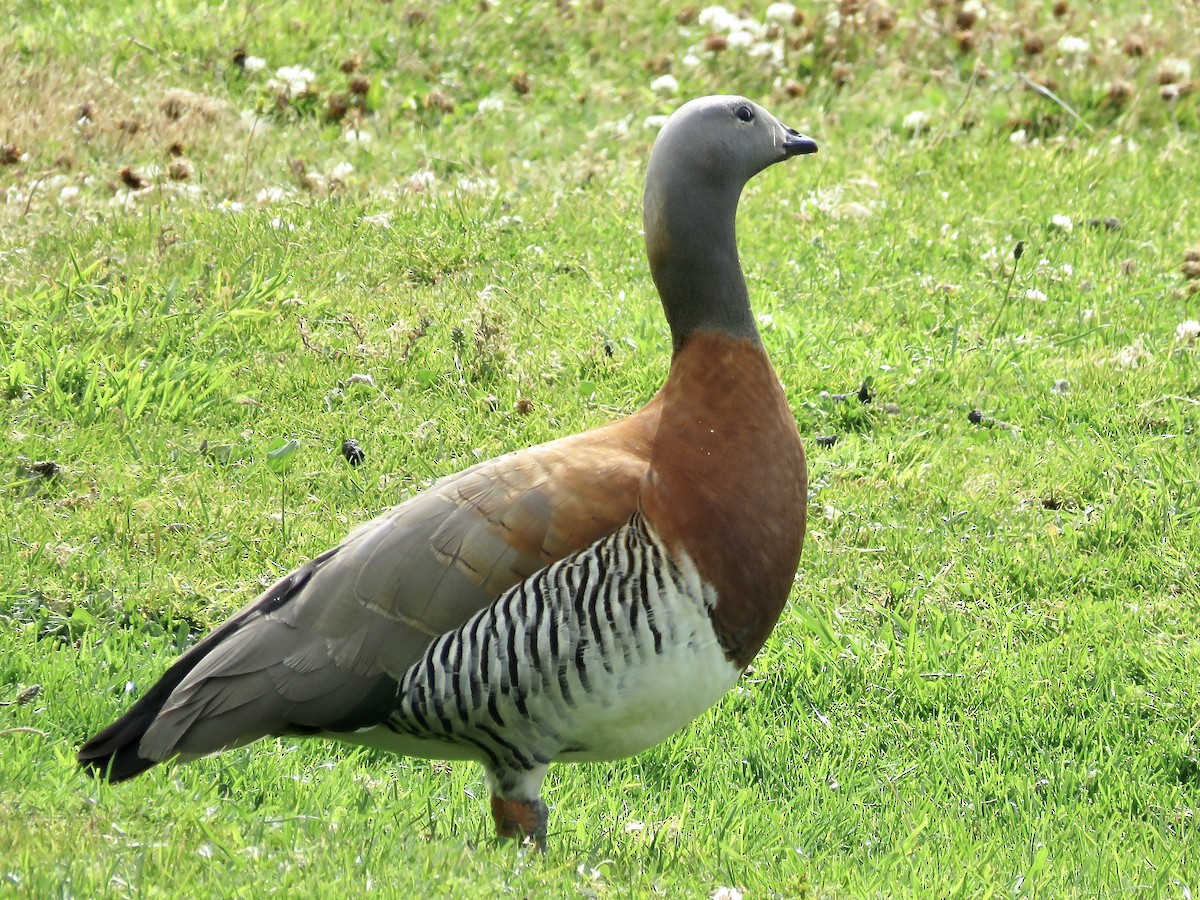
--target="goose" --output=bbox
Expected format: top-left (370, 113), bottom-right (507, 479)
top-left (79, 94), bottom-right (817, 846)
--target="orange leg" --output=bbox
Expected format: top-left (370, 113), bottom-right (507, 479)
top-left (490, 794), bottom-right (549, 848)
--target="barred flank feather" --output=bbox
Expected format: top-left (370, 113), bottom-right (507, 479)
top-left (369, 512), bottom-right (737, 789)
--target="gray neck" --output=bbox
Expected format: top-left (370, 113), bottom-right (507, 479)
top-left (643, 171), bottom-right (761, 354)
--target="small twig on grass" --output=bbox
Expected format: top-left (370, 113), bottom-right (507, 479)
top-left (1016, 73), bottom-right (1095, 134)
top-left (20, 172), bottom-right (50, 219)
top-left (1138, 395), bottom-right (1200, 408)
top-left (0, 728), bottom-right (49, 737)
top-left (122, 36), bottom-right (161, 57)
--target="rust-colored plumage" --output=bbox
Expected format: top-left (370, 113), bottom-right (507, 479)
top-left (642, 332), bottom-right (807, 667)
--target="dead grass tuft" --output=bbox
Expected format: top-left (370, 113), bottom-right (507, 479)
top-left (160, 89), bottom-right (223, 123)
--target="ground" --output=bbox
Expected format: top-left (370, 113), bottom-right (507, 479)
top-left (2, 1), bottom-right (1199, 896)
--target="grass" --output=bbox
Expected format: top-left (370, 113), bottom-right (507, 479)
top-left (2, 0), bottom-right (1200, 896)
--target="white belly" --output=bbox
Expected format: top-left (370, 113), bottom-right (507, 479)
top-left (553, 598), bottom-right (740, 761)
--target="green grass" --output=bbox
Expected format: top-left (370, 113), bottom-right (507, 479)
top-left (3, 0), bottom-right (1200, 896)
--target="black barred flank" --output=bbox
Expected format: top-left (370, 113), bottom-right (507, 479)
top-left (385, 513), bottom-right (701, 780)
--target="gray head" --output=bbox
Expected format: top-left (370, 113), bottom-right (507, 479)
top-left (642, 95), bottom-right (817, 352)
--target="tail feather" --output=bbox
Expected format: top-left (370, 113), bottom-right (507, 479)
top-left (77, 563), bottom-right (319, 782)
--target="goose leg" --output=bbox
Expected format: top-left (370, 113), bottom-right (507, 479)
top-left (490, 795), bottom-right (549, 847)
top-left (486, 764), bottom-right (549, 848)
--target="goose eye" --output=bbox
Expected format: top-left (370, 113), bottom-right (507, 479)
top-left (735, 105), bottom-right (754, 123)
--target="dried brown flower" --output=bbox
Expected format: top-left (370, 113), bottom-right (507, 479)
top-left (784, 80), bottom-right (807, 98)
top-left (511, 71), bottom-right (531, 94)
top-left (1106, 79), bottom-right (1134, 106)
top-left (1122, 34), bottom-right (1146, 57)
top-left (167, 158), bottom-right (193, 181)
top-left (514, 398), bottom-right (534, 415)
top-left (326, 93), bottom-right (350, 120)
top-left (955, 30), bottom-right (976, 54)
top-left (676, 5), bottom-right (698, 25)
top-left (703, 33), bottom-right (728, 52)
top-left (954, 7), bottom-right (977, 30)
top-left (167, 141), bottom-right (185, 157)
top-left (119, 166), bottom-right (148, 190)
top-left (871, 7), bottom-right (895, 33)
top-left (1051, 0), bottom-right (1069, 18)
top-left (349, 74), bottom-right (371, 96)
top-left (340, 53), bottom-right (363, 74)
top-left (118, 118), bottom-right (142, 135)
top-left (0, 144), bottom-right (20, 165)
top-left (1022, 34), bottom-right (1045, 56)
top-left (643, 55), bottom-right (671, 75)
top-left (1157, 64), bottom-right (1183, 86)
top-left (831, 63), bottom-right (853, 87)
top-left (404, 9), bottom-right (429, 26)
top-left (425, 88), bottom-right (456, 113)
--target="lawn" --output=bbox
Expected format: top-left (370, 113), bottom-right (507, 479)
top-left (2, 0), bottom-right (1199, 896)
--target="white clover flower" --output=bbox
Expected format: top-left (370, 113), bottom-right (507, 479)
top-left (711, 888), bottom-right (744, 900)
top-left (344, 128), bottom-right (372, 144)
top-left (407, 169), bottom-right (437, 192)
top-left (698, 6), bottom-right (739, 30)
top-left (682, 53), bottom-right (702, 68)
top-left (1025, 289), bottom-right (1048, 302)
top-left (1050, 214), bottom-right (1073, 232)
top-left (1113, 339), bottom-right (1150, 369)
top-left (902, 110), bottom-right (931, 132)
top-left (1051, 379), bottom-right (1070, 395)
top-left (456, 174), bottom-right (497, 193)
top-left (643, 114), bottom-right (670, 130)
top-left (255, 186), bottom-right (288, 204)
top-left (1060, 263), bottom-right (1073, 276)
top-left (1057, 35), bottom-right (1090, 57)
top-left (215, 199), bottom-right (244, 213)
top-left (650, 74), bottom-right (679, 95)
top-left (766, 2), bottom-right (796, 23)
top-left (749, 41), bottom-right (784, 64)
top-left (58, 185), bottom-right (80, 202)
top-left (1176, 320), bottom-right (1200, 345)
top-left (478, 95), bottom-right (505, 113)
top-left (243, 56), bottom-right (266, 74)
top-left (270, 65), bottom-right (316, 97)
top-left (727, 29), bottom-right (755, 49)
top-left (329, 161), bottom-right (354, 180)
top-left (961, 0), bottom-right (986, 20)
top-left (1009, 128), bottom-right (1028, 145)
